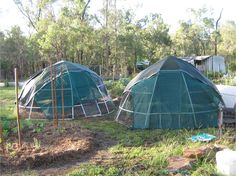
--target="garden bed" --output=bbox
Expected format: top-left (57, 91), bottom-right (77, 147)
top-left (0, 122), bottom-right (96, 171)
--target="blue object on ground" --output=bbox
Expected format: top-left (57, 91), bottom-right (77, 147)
top-left (190, 133), bottom-right (216, 142)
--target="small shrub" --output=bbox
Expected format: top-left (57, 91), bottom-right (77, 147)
top-left (105, 80), bottom-right (126, 97)
top-left (3, 129), bottom-right (9, 138)
top-left (229, 60), bottom-right (236, 72)
top-left (21, 119), bottom-right (33, 129)
top-left (110, 81), bottom-right (125, 97)
top-left (206, 71), bottom-right (224, 80)
top-left (1, 120), bottom-right (11, 138)
top-left (104, 80), bottom-right (113, 90)
top-left (119, 78), bottom-right (130, 86)
top-left (2, 120), bottom-right (10, 131)
top-left (32, 121), bottom-right (44, 133)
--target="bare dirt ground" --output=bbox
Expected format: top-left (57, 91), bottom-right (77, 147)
top-left (0, 122), bottom-right (118, 176)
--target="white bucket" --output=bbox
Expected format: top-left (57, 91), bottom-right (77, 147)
top-left (216, 149), bottom-right (236, 176)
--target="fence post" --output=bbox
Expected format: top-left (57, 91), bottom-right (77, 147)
top-left (61, 66), bottom-right (65, 127)
top-left (50, 63), bottom-right (56, 128)
top-left (54, 65), bottom-right (58, 128)
top-left (15, 68), bottom-right (21, 147)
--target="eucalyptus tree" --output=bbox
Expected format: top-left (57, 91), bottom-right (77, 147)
top-left (218, 21), bottom-right (236, 71)
top-left (35, 0), bottom-right (93, 63)
top-left (93, 9), bottom-right (172, 76)
top-left (13, 0), bottom-right (58, 31)
top-left (140, 13), bottom-right (171, 62)
top-left (115, 10), bottom-right (143, 75)
top-left (173, 22), bottom-right (202, 56)
top-left (218, 21), bottom-right (236, 58)
top-left (92, 7), bottom-right (140, 76)
top-left (1, 26), bottom-right (31, 79)
top-left (0, 32), bottom-right (8, 80)
top-left (172, 7), bottom-right (217, 56)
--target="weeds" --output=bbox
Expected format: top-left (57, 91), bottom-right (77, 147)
top-left (5, 142), bottom-right (17, 157)
top-left (33, 138), bottom-right (41, 150)
top-left (67, 164), bottom-right (121, 176)
top-left (33, 122), bottom-right (44, 133)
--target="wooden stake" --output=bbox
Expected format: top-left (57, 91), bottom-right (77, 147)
top-left (50, 63), bottom-right (56, 127)
top-left (54, 65), bottom-right (58, 128)
top-left (15, 68), bottom-right (21, 147)
top-left (61, 66), bottom-right (65, 127)
top-left (0, 119), bottom-right (5, 154)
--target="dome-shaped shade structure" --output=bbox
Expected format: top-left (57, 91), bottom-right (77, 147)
top-left (19, 60), bottom-right (114, 119)
top-left (116, 56), bottom-right (224, 129)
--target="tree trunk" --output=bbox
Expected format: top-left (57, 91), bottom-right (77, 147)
top-left (215, 9), bottom-right (223, 55)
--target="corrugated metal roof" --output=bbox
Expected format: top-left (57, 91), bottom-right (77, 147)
top-left (180, 55), bottom-right (211, 62)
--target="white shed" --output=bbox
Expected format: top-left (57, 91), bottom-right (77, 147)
top-left (182, 55), bottom-right (226, 73)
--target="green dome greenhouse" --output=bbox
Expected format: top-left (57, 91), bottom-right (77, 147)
top-left (19, 60), bottom-right (114, 119)
top-left (116, 56), bottom-right (224, 129)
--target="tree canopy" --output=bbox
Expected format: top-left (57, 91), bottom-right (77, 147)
top-left (0, 0), bottom-right (235, 80)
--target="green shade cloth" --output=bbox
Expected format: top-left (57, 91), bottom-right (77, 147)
top-left (116, 56), bottom-right (224, 129)
top-left (19, 60), bottom-right (114, 119)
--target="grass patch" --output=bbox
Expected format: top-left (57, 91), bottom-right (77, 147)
top-left (73, 118), bottom-right (235, 175)
top-left (67, 165), bottom-right (121, 176)
top-left (0, 87), bottom-right (18, 120)
top-left (0, 87), bottom-right (46, 140)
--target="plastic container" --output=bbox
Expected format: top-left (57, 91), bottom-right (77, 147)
top-left (216, 149), bottom-right (236, 176)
